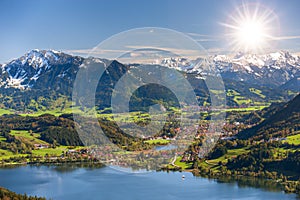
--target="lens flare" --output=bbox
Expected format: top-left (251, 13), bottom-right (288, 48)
top-left (222, 3), bottom-right (280, 53)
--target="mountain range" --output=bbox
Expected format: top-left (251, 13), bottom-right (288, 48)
top-left (0, 49), bottom-right (299, 111)
top-left (160, 51), bottom-right (300, 88)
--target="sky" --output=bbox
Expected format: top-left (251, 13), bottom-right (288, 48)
top-left (1, 0), bottom-right (300, 63)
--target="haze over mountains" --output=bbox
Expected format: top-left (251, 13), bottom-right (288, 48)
top-left (0, 49), bottom-right (298, 111)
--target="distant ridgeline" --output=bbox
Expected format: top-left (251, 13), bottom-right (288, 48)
top-left (0, 49), bottom-right (298, 111)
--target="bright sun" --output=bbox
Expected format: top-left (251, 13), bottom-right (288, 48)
top-left (236, 20), bottom-right (266, 49)
top-left (222, 3), bottom-right (279, 52)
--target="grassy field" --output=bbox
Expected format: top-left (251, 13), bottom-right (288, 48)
top-left (207, 147), bottom-right (250, 165)
top-left (226, 89), bottom-right (240, 97)
top-left (107, 112), bottom-right (170, 124)
top-left (0, 136), bottom-right (6, 142)
top-left (286, 133), bottom-right (300, 145)
top-left (233, 96), bottom-right (252, 105)
top-left (225, 89), bottom-right (254, 105)
top-left (10, 130), bottom-right (48, 145)
top-left (0, 154), bottom-right (28, 161)
top-left (144, 139), bottom-right (170, 145)
top-left (0, 149), bottom-right (13, 157)
top-left (19, 106), bottom-right (85, 117)
top-left (210, 89), bottom-right (225, 95)
top-left (174, 156), bottom-right (193, 169)
top-left (0, 108), bottom-right (13, 115)
top-left (167, 155), bottom-right (193, 170)
top-left (249, 88), bottom-right (266, 99)
top-left (0, 101), bottom-right (269, 121)
top-left (31, 146), bottom-right (68, 156)
top-left (287, 90), bottom-right (299, 96)
top-left (225, 105), bottom-right (268, 112)
top-left (0, 130), bottom-right (85, 161)
top-left (0, 103), bottom-right (79, 117)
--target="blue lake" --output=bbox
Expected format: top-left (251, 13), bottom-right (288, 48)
top-left (0, 165), bottom-right (297, 200)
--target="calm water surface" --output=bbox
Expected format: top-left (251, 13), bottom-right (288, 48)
top-left (0, 165), bottom-right (297, 200)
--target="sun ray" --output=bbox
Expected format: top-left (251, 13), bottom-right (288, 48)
top-left (221, 3), bottom-right (280, 53)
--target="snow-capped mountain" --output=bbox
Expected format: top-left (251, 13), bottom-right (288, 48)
top-left (214, 51), bottom-right (300, 86)
top-left (0, 49), bottom-right (298, 110)
top-left (0, 49), bottom-right (299, 92)
top-left (160, 51), bottom-right (300, 86)
top-left (0, 49), bottom-right (83, 90)
top-left (160, 57), bottom-right (194, 71)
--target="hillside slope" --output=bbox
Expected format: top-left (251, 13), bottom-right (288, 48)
top-left (238, 94), bottom-right (300, 140)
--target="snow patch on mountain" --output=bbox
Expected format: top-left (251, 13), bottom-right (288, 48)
top-left (0, 49), bottom-right (77, 89)
top-left (159, 51), bottom-right (300, 86)
top-left (160, 57), bottom-right (194, 71)
top-left (0, 49), bottom-right (299, 90)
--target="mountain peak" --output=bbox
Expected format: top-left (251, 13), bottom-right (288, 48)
top-left (6, 49), bottom-right (63, 71)
top-left (0, 49), bottom-right (83, 90)
top-left (157, 50), bottom-right (300, 86)
top-left (0, 49), bottom-right (299, 90)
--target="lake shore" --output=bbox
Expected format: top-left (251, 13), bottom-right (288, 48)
top-left (0, 165), bottom-right (297, 200)
top-left (0, 157), bottom-right (299, 197)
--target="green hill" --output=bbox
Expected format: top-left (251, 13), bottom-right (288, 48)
top-left (238, 94), bottom-right (300, 140)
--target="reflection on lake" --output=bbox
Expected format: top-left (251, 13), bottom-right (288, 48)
top-left (0, 165), bottom-right (297, 200)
